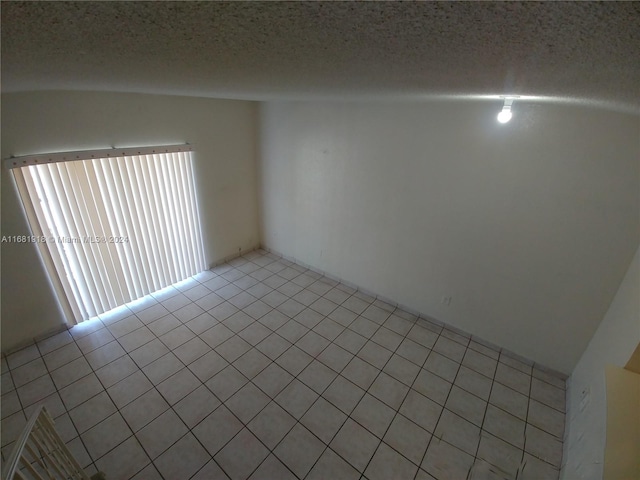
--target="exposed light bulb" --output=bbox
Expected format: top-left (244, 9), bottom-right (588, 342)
top-left (497, 97), bottom-right (516, 124)
top-left (497, 109), bottom-right (512, 123)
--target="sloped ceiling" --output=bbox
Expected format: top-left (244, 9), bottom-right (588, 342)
top-left (2, 1), bottom-right (639, 111)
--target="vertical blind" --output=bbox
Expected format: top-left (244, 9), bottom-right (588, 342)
top-left (11, 146), bottom-right (206, 324)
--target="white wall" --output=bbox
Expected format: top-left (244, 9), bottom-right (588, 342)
top-left (259, 100), bottom-right (640, 374)
top-left (1, 91), bottom-right (259, 351)
top-left (561, 246), bottom-right (640, 479)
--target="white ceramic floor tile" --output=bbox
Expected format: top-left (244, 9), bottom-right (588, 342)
top-left (396, 338), bottom-right (430, 366)
top-left (400, 390), bottom-right (442, 433)
top-left (59, 374), bottom-right (103, 410)
top-left (174, 384), bottom-right (221, 429)
top-left (274, 423), bottom-right (325, 478)
top-left (191, 460), bottom-right (231, 480)
top-left (317, 343), bottom-right (353, 373)
top-left (298, 360), bottom-right (338, 394)
top-left (51, 357), bottom-right (93, 389)
top-left (524, 424), bottom-right (563, 468)
top-left (383, 413), bottom-right (431, 466)
top-left (306, 448), bottom-right (360, 480)
top-left (224, 311), bottom-right (255, 333)
top-left (476, 431), bottom-right (524, 477)
top-left (118, 327), bottom-right (155, 353)
top-left (248, 454), bottom-right (296, 480)
top-left (69, 391), bottom-right (117, 433)
top-left (407, 323), bottom-right (439, 349)
top-left (43, 342), bottom-right (83, 371)
top-left (364, 442), bottom-right (419, 480)
top-left (215, 336), bottom-right (252, 363)
top-left (455, 365), bottom-right (493, 400)
top-left (136, 409), bottom-right (188, 459)
top-left (84, 341), bottom-right (126, 370)
top-left (330, 418), bottom-right (380, 472)
top-left (193, 405), bottom-right (243, 456)
top-left (495, 362), bottom-right (531, 396)
top-left (445, 386), bottom-right (487, 427)
top-left (95, 436), bottom-right (150, 480)
top-left (424, 351), bottom-right (459, 383)
top-left (351, 393), bottom-right (396, 438)
top-left (483, 404), bottom-right (526, 449)
top-left (200, 323), bottom-right (236, 349)
top-left (189, 350), bottom-right (229, 382)
top-left (147, 315), bottom-right (181, 337)
top-left (75, 328), bottom-right (116, 355)
top-left (215, 428), bottom-right (269, 480)
top-left (121, 388), bottom-right (170, 432)
top-left (527, 398), bottom-right (565, 439)
top-left (422, 438), bottom-right (474, 480)
top-left (383, 354), bottom-right (420, 386)
top-left (141, 352), bottom-right (183, 385)
top-left (202, 358), bottom-right (247, 398)
top-left (11, 358), bottom-right (48, 388)
top-left (275, 379), bottom-right (319, 419)
top-left (36, 331), bottom-right (74, 356)
top-left (342, 357), bottom-right (380, 390)
top-left (153, 432), bottom-right (210, 479)
top-left (81, 412), bottom-right (132, 461)
top-left (530, 377), bottom-right (565, 412)
top-left (247, 401), bottom-right (296, 449)
top-left (296, 331), bottom-right (331, 357)
top-left (300, 397), bottom-right (347, 444)
top-left (226, 382), bottom-right (270, 424)
top-left (489, 382), bottom-right (529, 421)
top-left (252, 362), bottom-right (294, 397)
top-left (173, 336), bottom-right (211, 365)
top-left (368, 372), bottom-right (410, 410)
top-left (322, 376), bottom-right (366, 415)
top-left (434, 408), bottom-right (481, 456)
top-left (186, 313), bottom-right (219, 335)
top-left (238, 322), bottom-right (272, 346)
top-left (108, 371), bottom-right (153, 409)
top-left (258, 310), bottom-right (290, 331)
top-left (156, 367), bottom-right (201, 405)
top-left (275, 346), bottom-right (313, 376)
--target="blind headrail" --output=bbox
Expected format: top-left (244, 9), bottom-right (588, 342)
top-left (4, 144), bottom-right (193, 170)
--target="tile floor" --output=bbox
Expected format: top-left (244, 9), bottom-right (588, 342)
top-left (1, 249), bottom-right (567, 480)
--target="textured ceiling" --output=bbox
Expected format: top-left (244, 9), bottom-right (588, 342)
top-left (2, 1), bottom-right (639, 111)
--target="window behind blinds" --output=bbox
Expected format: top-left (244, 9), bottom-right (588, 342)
top-left (11, 146), bottom-right (206, 323)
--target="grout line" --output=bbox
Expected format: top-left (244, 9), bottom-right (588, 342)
top-left (415, 332), bottom-right (466, 479)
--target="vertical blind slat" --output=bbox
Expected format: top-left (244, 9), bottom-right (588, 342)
top-left (179, 152), bottom-right (197, 274)
top-left (144, 155), bottom-right (173, 286)
top-left (45, 164), bottom-right (99, 318)
top-left (18, 168), bottom-right (84, 323)
top-left (185, 152), bottom-right (206, 271)
top-left (119, 157), bottom-right (152, 295)
top-left (158, 154), bottom-right (183, 282)
top-left (66, 162), bottom-right (112, 313)
top-left (99, 158), bottom-right (139, 301)
top-left (87, 161), bottom-right (128, 306)
top-left (174, 153), bottom-right (192, 278)
top-left (83, 161), bottom-right (125, 308)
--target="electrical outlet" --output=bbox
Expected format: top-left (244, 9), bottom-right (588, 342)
top-left (579, 387), bottom-right (590, 411)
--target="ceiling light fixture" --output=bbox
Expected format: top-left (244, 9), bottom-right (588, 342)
top-left (497, 97), bottom-right (515, 123)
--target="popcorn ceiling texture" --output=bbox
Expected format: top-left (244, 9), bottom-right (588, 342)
top-left (2, 2), bottom-right (639, 110)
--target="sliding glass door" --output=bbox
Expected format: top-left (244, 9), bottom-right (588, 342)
top-left (9, 145), bottom-right (206, 324)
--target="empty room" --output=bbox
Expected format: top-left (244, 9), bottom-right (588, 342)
top-left (1, 2), bottom-right (638, 480)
